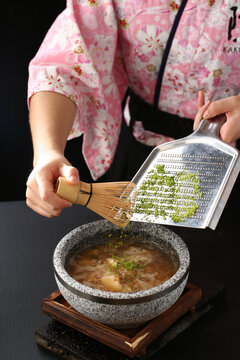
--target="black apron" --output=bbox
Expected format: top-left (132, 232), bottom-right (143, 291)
top-left (65, 0), bottom-right (239, 183)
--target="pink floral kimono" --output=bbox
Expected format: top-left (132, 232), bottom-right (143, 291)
top-left (28, 0), bottom-right (240, 179)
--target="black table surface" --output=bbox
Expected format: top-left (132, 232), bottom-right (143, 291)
top-left (1, 177), bottom-right (240, 360)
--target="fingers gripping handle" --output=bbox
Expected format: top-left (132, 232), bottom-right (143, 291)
top-left (55, 177), bottom-right (91, 206)
top-left (196, 114), bottom-right (227, 138)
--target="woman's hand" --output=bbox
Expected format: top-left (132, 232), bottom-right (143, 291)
top-left (26, 150), bottom-right (79, 218)
top-left (26, 91), bottom-right (78, 217)
top-left (194, 91), bottom-right (240, 143)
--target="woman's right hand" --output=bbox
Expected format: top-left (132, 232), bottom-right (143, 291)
top-left (26, 150), bottom-right (80, 218)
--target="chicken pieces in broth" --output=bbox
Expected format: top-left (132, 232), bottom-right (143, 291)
top-left (66, 235), bottom-right (179, 293)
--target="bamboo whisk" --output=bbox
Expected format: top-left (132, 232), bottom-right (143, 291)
top-left (55, 177), bottom-right (137, 227)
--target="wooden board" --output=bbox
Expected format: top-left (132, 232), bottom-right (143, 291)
top-left (40, 283), bottom-right (202, 358)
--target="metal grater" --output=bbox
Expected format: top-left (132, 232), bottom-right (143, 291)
top-left (129, 114), bottom-right (240, 230)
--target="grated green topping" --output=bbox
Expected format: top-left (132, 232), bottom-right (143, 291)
top-left (135, 164), bottom-right (202, 223)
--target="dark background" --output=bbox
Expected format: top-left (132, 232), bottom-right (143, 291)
top-left (1, 1), bottom-right (66, 201)
top-left (1, 3), bottom-right (240, 359)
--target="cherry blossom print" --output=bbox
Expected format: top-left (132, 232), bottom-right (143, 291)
top-left (28, 0), bottom-right (240, 179)
top-left (146, 64), bottom-right (156, 72)
top-left (119, 18), bottom-right (129, 29)
top-left (164, 69), bottom-right (184, 95)
top-left (207, 0), bottom-right (215, 7)
top-left (168, 0), bottom-right (179, 12)
top-left (73, 44), bottom-right (85, 54)
top-left (36, 69), bottom-right (66, 92)
top-left (93, 152), bottom-right (113, 175)
top-left (136, 52), bottom-right (152, 63)
top-left (129, 74), bottom-right (150, 99)
top-left (89, 95), bottom-right (106, 110)
top-left (186, 66), bottom-right (211, 89)
top-left (190, 38), bottom-right (215, 64)
top-left (72, 65), bottom-right (83, 77)
top-left (136, 25), bottom-right (168, 55)
top-left (88, 35), bottom-right (116, 72)
top-left (186, 76), bottom-right (200, 98)
top-left (210, 61), bottom-right (231, 85)
top-left (87, 0), bottom-right (98, 7)
top-left (47, 74), bottom-right (64, 90)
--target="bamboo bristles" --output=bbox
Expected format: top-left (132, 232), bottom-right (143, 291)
top-left (55, 177), bottom-right (137, 227)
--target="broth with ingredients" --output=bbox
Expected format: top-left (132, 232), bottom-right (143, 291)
top-left (66, 236), bottom-right (179, 293)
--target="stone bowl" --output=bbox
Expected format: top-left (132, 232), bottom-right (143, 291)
top-left (53, 220), bottom-right (190, 329)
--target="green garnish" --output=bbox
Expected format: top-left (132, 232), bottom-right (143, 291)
top-left (109, 254), bottom-right (146, 272)
top-left (135, 165), bottom-right (202, 223)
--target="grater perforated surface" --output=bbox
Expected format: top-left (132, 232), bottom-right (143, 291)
top-left (130, 117), bottom-right (240, 230)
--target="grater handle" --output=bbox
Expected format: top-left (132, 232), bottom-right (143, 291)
top-left (196, 114), bottom-right (226, 139)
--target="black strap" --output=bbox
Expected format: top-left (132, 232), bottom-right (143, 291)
top-left (153, 0), bottom-right (188, 108)
top-left (127, 87), bottom-right (194, 139)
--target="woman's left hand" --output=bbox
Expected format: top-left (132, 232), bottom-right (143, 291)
top-left (193, 91), bottom-right (240, 143)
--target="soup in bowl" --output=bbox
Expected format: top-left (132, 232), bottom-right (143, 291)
top-left (66, 235), bottom-right (179, 293)
top-left (53, 220), bottom-right (190, 329)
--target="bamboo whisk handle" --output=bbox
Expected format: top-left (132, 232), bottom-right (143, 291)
top-left (55, 177), bottom-right (92, 206)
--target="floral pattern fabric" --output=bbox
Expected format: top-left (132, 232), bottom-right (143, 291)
top-left (28, 0), bottom-right (240, 179)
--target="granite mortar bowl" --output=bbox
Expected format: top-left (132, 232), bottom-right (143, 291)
top-left (53, 220), bottom-right (190, 329)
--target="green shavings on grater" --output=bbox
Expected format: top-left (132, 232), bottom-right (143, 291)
top-left (135, 164), bottom-right (202, 223)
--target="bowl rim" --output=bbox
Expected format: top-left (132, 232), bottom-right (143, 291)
top-left (53, 220), bottom-right (190, 305)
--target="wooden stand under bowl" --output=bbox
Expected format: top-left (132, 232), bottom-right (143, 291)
top-left (36, 283), bottom-right (203, 358)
